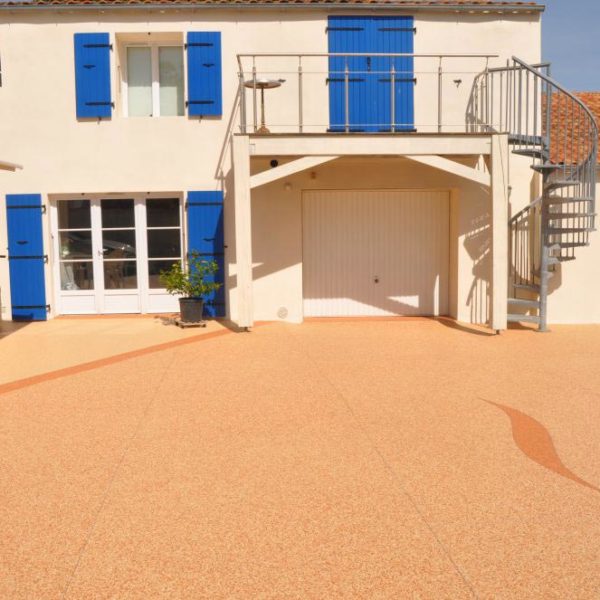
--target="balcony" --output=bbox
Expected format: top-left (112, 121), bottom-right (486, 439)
top-left (236, 52), bottom-right (500, 135)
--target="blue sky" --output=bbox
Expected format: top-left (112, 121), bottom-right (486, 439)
top-left (542, 0), bottom-right (600, 90)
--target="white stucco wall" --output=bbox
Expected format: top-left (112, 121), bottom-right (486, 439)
top-left (228, 153), bottom-right (535, 326)
top-left (541, 173), bottom-right (600, 324)
top-left (0, 7), bottom-right (553, 324)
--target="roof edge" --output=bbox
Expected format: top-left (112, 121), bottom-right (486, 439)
top-left (0, 2), bottom-right (546, 13)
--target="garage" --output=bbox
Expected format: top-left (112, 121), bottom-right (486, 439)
top-left (302, 190), bottom-right (450, 317)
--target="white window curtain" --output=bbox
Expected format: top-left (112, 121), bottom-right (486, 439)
top-left (127, 47), bottom-right (153, 117)
top-left (126, 45), bottom-right (184, 117)
top-left (159, 47), bottom-right (184, 117)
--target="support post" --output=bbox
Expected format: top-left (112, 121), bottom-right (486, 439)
top-left (239, 71), bottom-right (247, 134)
top-left (437, 58), bottom-right (443, 133)
top-left (491, 133), bottom-right (509, 332)
top-left (232, 135), bottom-right (254, 330)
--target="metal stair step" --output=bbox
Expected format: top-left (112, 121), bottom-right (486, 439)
top-left (507, 314), bottom-right (541, 324)
top-left (545, 180), bottom-right (581, 191)
top-left (548, 212), bottom-right (596, 219)
top-left (556, 241), bottom-right (591, 248)
top-left (508, 298), bottom-right (540, 309)
top-left (508, 134), bottom-right (544, 146)
top-left (547, 227), bottom-right (595, 234)
top-left (532, 163), bottom-right (562, 173)
top-left (546, 197), bottom-right (593, 205)
top-left (513, 283), bottom-right (541, 292)
top-left (532, 268), bottom-right (554, 279)
top-left (512, 148), bottom-right (549, 160)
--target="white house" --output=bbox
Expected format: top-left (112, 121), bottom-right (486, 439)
top-left (0, 0), bottom-right (597, 332)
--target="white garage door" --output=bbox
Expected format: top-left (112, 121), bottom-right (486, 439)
top-left (302, 190), bottom-right (450, 317)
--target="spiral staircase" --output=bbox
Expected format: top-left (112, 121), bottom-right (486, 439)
top-left (471, 57), bottom-right (598, 331)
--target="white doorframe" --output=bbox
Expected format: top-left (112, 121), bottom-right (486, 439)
top-left (50, 193), bottom-right (184, 315)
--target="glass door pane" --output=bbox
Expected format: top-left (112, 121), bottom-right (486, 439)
top-left (101, 199), bottom-right (138, 289)
top-left (127, 47), bottom-right (153, 117)
top-left (57, 199), bottom-right (94, 291)
top-left (146, 198), bottom-right (182, 289)
top-left (159, 47), bottom-right (184, 117)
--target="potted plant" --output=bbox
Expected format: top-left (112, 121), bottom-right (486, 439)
top-left (159, 251), bottom-right (222, 323)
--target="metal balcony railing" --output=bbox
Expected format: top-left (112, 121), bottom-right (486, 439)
top-left (236, 53), bottom-right (498, 134)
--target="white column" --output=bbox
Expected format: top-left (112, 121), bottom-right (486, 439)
top-left (232, 135), bottom-right (254, 329)
top-left (491, 134), bottom-right (509, 332)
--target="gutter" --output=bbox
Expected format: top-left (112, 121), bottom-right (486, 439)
top-left (0, 3), bottom-right (546, 14)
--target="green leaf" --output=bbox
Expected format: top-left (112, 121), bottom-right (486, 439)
top-left (159, 250), bottom-right (221, 298)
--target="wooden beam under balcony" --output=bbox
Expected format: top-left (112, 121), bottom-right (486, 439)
top-left (246, 133), bottom-right (492, 158)
top-left (405, 155), bottom-right (491, 186)
top-left (250, 156), bottom-right (339, 189)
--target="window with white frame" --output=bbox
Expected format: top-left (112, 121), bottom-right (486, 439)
top-left (146, 198), bottom-right (183, 289)
top-left (125, 45), bottom-right (184, 117)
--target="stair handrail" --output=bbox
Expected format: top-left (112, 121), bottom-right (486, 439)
top-left (512, 57), bottom-right (599, 150)
top-left (470, 56), bottom-right (598, 332)
top-left (509, 195), bottom-right (542, 225)
top-left (512, 57), bottom-right (598, 201)
top-left (470, 56), bottom-right (598, 206)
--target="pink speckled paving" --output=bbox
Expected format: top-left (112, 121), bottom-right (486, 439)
top-left (1, 319), bottom-right (599, 598)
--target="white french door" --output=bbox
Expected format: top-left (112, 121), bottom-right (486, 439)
top-left (51, 195), bottom-right (183, 315)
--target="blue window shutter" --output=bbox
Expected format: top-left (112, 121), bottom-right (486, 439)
top-left (186, 32), bottom-right (222, 117)
top-left (327, 16), bottom-right (414, 132)
top-left (372, 16), bottom-right (415, 132)
top-left (186, 191), bottom-right (225, 317)
top-left (328, 16), bottom-right (369, 132)
top-left (74, 32), bottom-right (113, 119)
top-left (6, 194), bottom-right (48, 321)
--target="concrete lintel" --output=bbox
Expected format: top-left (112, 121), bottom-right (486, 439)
top-left (250, 156), bottom-right (339, 189)
top-left (491, 134), bottom-right (509, 332)
top-left (405, 155), bottom-right (490, 187)
top-left (247, 135), bottom-right (492, 158)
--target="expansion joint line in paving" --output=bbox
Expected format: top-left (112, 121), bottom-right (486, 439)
top-left (60, 347), bottom-right (181, 599)
top-left (282, 328), bottom-right (480, 599)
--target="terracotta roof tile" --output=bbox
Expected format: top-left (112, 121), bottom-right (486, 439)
top-left (545, 92), bottom-right (600, 166)
top-left (575, 92), bottom-right (600, 165)
top-left (0, 0), bottom-right (544, 9)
